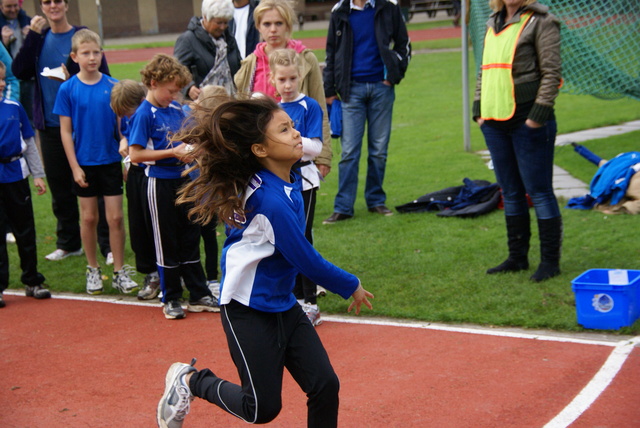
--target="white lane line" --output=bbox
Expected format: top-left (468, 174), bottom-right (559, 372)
top-left (543, 336), bottom-right (640, 428)
top-left (5, 290), bottom-right (624, 347)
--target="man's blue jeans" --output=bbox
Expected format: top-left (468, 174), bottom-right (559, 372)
top-left (481, 120), bottom-right (561, 219)
top-left (334, 81), bottom-right (395, 216)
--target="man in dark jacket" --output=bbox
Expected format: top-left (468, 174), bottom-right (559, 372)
top-left (174, 0), bottom-right (241, 101)
top-left (228, 0), bottom-right (259, 59)
top-left (323, 0), bottom-right (410, 224)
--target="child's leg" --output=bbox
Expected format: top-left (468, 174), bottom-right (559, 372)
top-left (126, 165), bottom-right (156, 274)
top-left (200, 220), bottom-right (219, 281)
top-left (3, 180), bottom-right (45, 287)
top-left (147, 177), bottom-right (184, 303)
top-left (283, 305), bottom-right (339, 427)
top-left (79, 196), bottom-right (99, 267)
top-left (97, 196), bottom-right (111, 258)
top-left (189, 301), bottom-right (288, 423)
top-left (0, 187), bottom-right (9, 292)
top-left (177, 200), bottom-right (209, 301)
top-left (103, 195), bottom-right (125, 271)
top-left (301, 188), bottom-right (319, 304)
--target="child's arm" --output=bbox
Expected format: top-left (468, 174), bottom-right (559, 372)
top-left (301, 137), bottom-right (322, 160)
top-left (128, 143), bottom-right (195, 164)
top-left (59, 115), bottom-right (88, 188)
top-left (23, 136), bottom-right (46, 195)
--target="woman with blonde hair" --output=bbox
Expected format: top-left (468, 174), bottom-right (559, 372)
top-left (234, 0), bottom-right (333, 177)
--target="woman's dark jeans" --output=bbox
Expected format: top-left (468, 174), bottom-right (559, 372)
top-left (482, 120), bottom-right (561, 219)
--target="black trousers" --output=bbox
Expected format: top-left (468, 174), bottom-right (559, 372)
top-left (201, 219), bottom-right (219, 281)
top-left (125, 165), bottom-right (156, 274)
top-left (38, 127), bottom-right (110, 255)
top-left (147, 176), bottom-right (209, 302)
top-left (0, 179), bottom-right (45, 292)
top-left (293, 187), bottom-right (317, 304)
top-left (189, 300), bottom-right (339, 427)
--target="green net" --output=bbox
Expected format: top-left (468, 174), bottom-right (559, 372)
top-left (468, 0), bottom-right (640, 100)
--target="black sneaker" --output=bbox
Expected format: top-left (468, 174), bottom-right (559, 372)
top-left (0, 292), bottom-right (5, 308)
top-left (187, 295), bottom-right (220, 313)
top-left (163, 300), bottom-right (186, 320)
top-left (25, 284), bottom-right (51, 299)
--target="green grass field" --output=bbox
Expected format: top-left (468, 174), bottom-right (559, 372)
top-left (8, 44), bottom-right (640, 334)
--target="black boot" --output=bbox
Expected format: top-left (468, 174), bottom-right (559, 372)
top-left (487, 214), bottom-right (531, 274)
top-left (530, 217), bottom-right (562, 282)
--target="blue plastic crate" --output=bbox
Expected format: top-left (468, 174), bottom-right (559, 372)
top-left (571, 269), bottom-right (640, 330)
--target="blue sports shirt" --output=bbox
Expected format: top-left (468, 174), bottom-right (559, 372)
top-left (127, 100), bottom-right (188, 179)
top-left (0, 97), bottom-right (35, 183)
top-left (220, 169), bottom-right (360, 312)
top-left (53, 74), bottom-right (120, 166)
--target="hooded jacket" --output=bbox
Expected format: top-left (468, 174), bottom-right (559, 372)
top-left (473, 2), bottom-right (562, 125)
top-left (234, 40), bottom-right (333, 168)
top-left (174, 16), bottom-right (241, 100)
top-left (323, 0), bottom-right (411, 103)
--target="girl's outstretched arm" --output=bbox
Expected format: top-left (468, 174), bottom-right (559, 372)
top-left (348, 284), bottom-right (374, 315)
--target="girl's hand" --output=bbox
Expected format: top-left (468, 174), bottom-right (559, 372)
top-left (33, 178), bottom-right (46, 195)
top-left (348, 284), bottom-right (374, 315)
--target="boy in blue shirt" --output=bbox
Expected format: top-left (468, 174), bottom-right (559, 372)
top-left (0, 60), bottom-right (50, 307)
top-left (53, 29), bottom-right (137, 295)
top-left (128, 54), bottom-right (216, 320)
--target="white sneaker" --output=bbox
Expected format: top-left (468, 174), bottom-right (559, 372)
top-left (113, 265), bottom-right (138, 294)
top-left (105, 252), bottom-right (114, 266)
top-left (86, 266), bottom-right (103, 295)
top-left (46, 248), bottom-right (83, 261)
top-left (6, 233), bottom-right (16, 244)
top-left (138, 272), bottom-right (161, 300)
top-left (302, 303), bottom-right (323, 326)
top-left (207, 280), bottom-right (220, 300)
top-left (157, 359), bottom-right (197, 427)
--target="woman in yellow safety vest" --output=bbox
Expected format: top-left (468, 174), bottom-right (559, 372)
top-left (473, 0), bottom-right (562, 282)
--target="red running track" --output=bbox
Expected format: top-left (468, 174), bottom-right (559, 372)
top-left (1, 293), bottom-right (639, 427)
top-left (104, 26), bottom-right (462, 65)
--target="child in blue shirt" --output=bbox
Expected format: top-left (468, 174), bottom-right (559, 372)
top-left (156, 97), bottom-right (374, 427)
top-left (0, 60), bottom-right (50, 307)
top-left (53, 29), bottom-right (137, 295)
top-left (270, 48), bottom-right (325, 326)
top-left (110, 79), bottom-right (163, 300)
top-left (128, 54), bottom-right (216, 319)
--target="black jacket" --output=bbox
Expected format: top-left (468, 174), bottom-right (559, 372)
top-left (227, 0), bottom-right (260, 58)
top-left (174, 16), bottom-right (241, 99)
top-left (323, 0), bottom-right (411, 102)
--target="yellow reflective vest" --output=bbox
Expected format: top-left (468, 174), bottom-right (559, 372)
top-left (480, 11), bottom-right (534, 121)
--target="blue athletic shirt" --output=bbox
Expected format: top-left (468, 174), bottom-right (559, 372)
top-left (38, 28), bottom-right (74, 127)
top-left (279, 94), bottom-right (323, 140)
top-left (127, 99), bottom-right (188, 179)
top-left (53, 74), bottom-right (120, 166)
top-left (0, 97), bottom-right (35, 183)
top-left (220, 168), bottom-right (360, 312)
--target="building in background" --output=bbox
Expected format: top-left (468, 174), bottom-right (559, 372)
top-left (21, 0), bottom-right (332, 39)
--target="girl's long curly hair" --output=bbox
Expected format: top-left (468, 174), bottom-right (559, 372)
top-left (175, 96), bottom-right (282, 228)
